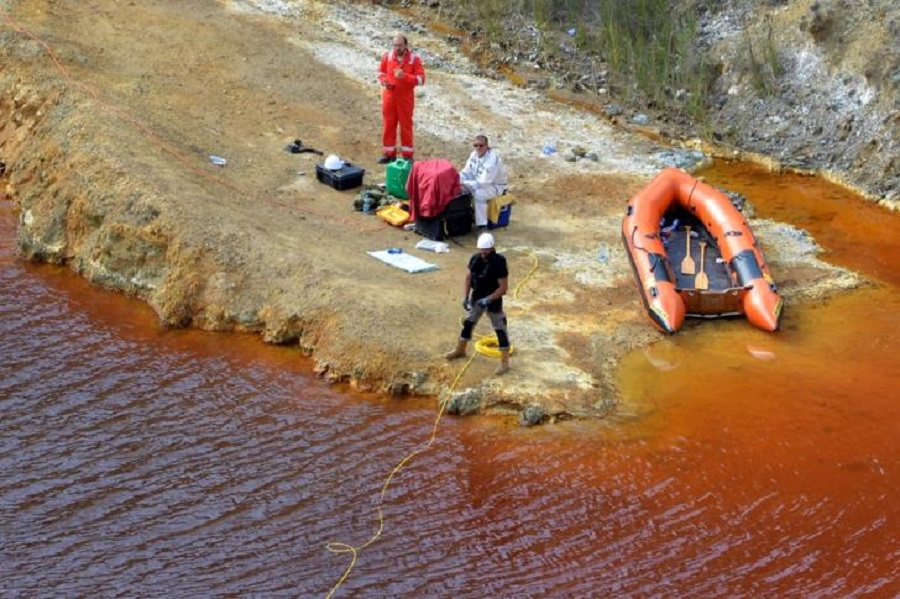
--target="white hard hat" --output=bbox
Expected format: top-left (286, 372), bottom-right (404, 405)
top-left (323, 154), bottom-right (344, 170)
top-left (476, 232), bottom-right (495, 249)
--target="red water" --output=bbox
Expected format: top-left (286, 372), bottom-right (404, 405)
top-left (2, 160), bottom-right (899, 598)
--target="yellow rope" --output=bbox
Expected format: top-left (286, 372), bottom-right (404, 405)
top-left (473, 335), bottom-right (505, 357)
top-left (325, 352), bottom-right (475, 599)
top-left (510, 247), bottom-right (540, 301)
top-left (325, 246), bottom-right (538, 598)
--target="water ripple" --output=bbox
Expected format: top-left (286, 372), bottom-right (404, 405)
top-left (2, 194), bottom-right (900, 597)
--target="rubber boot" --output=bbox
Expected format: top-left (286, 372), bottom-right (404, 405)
top-left (495, 350), bottom-right (510, 375)
top-left (444, 340), bottom-right (467, 360)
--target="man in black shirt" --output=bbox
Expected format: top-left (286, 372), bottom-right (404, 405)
top-left (444, 232), bottom-right (511, 375)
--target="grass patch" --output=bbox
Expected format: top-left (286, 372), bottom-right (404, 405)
top-left (434, 0), bottom-right (715, 121)
top-left (745, 16), bottom-right (783, 97)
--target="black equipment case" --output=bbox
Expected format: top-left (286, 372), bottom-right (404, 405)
top-left (415, 192), bottom-right (473, 241)
top-left (315, 162), bottom-right (366, 190)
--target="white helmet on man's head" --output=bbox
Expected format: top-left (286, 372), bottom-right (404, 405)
top-left (476, 232), bottom-right (495, 249)
top-left (324, 154), bottom-right (344, 170)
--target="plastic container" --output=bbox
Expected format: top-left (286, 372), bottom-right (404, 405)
top-left (415, 192), bottom-right (473, 241)
top-left (315, 162), bottom-right (365, 190)
top-left (385, 158), bottom-right (412, 199)
top-left (487, 203), bottom-right (512, 230)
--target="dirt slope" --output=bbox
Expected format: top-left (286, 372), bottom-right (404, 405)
top-left (0, 0), bottom-right (859, 421)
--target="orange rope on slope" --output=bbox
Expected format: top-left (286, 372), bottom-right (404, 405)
top-left (0, 9), bottom-right (383, 234)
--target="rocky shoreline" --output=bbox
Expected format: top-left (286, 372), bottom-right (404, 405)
top-left (0, 0), bottom-right (868, 423)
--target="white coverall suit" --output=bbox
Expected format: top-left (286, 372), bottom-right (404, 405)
top-left (459, 148), bottom-right (509, 227)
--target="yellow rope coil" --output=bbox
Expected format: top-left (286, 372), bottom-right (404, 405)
top-left (474, 334), bottom-right (510, 357)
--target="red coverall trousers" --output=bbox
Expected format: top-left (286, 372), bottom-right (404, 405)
top-left (382, 89), bottom-right (415, 159)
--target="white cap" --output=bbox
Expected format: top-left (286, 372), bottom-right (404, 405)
top-left (476, 232), bottom-right (495, 249)
top-left (324, 154), bottom-right (344, 170)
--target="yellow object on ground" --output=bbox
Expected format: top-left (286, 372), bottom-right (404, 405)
top-left (474, 335), bottom-right (514, 357)
top-left (487, 193), bottom-right (515, 224)
top-left (375, 202), bottom-right (410, 227)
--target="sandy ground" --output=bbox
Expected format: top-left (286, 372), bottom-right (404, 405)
top-left (0, 0), bottom-right (860, 421)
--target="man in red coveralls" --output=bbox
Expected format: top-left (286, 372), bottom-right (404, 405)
top-left (377, 34), bottom-right (426, 164)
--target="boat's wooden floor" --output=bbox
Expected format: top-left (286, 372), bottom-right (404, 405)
top-left (666, 228), bottom-right (733, 291)
top-left (652, 228), bottom-right (744, 318)
top-left (664, 226), bottom-right (748, 317)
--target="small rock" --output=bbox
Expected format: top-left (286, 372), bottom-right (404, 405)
top-left (520, 405), bottom-right (547, 426)
top-left (444, 389), bottom-right (481, 415)
top-left (388, 381), bottom-right (409, 396)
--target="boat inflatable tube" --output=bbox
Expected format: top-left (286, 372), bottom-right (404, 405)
top-left (621, 168), bottom-right (783, 334)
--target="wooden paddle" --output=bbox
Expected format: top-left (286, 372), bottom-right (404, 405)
top-left (680, 225), bottom-right (695, 274)
top-left (695, 240), bottom-right (709, 290)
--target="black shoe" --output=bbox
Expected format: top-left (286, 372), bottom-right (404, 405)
top-left (377, 155), bottom-right (394, 165)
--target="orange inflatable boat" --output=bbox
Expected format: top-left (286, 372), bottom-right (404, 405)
top-left (621, 168), bottom-right (783, 334)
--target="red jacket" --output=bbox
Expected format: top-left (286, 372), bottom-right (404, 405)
top-left (406, 159), bottom-right (462, 221)
top-left (378, 50), bottom-right (425, 96)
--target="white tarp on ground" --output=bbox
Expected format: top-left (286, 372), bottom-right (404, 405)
top-left (366, 250), bottom-right (438, 274)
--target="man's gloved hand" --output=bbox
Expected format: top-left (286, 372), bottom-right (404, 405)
top-left (476, 297), bottom-right (491, 308)
top-left (462, 297), bottom-right (472, 311)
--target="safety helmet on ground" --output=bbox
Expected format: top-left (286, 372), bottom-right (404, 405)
top-left (476, 232), bottom-right (495, 249)
top-left (323, 154), bottom-right (344, 170)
